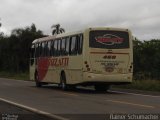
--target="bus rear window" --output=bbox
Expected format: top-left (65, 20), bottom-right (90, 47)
top-left (89, 30), bottom-right (129, 49)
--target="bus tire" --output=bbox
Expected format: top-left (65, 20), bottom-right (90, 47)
top-left (68, 85), bottom-right (76, 90)
top-left (35, 72), bottom-right (42, 87)
top-left (94, 85), bottom-right (109, 92)
top-left (60, 72), bottom-right (67, 91)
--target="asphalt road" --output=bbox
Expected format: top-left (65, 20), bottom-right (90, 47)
top-left (0, 78), bottom-right (160, 120)
top-left (0, 101), bottom-right (56, 120)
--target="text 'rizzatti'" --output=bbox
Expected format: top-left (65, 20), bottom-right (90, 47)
top-left (49, 58), bottom-right (69, 67)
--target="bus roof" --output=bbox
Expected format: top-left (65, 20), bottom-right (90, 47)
top-left (32, 27), bottom-right (130, 44)
top-left (32, 30), bottom-right (83, 44)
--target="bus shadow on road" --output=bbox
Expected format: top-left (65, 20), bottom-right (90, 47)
top-left (34, 84), bottom-right (123, 95)
top-left (70, 87), bottom-right (124, 95)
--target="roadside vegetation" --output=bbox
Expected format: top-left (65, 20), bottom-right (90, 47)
top-left (117, 80), bottom-right (160, 92)
top-left (0, 24), bottom-right (44, 73)
top-left (0, 22), bottom-right (160, 92)
top-left (118, 39), bottom-right (160, 92)
top-left (0, 71), bottom-right (29, 80)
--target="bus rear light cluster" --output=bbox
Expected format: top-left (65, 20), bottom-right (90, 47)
top-left (84, 61), bottom-right (88, 64)
top-left (87, 68), bottom-right (90, 71)
top-left (86, 65), bottom-right (89, 68)
top-left (103, 55), bottom-right (116, 59)
top-left (129, 65), bottom-right (133, 72)
top-left (84, 61), bottom-right (90, 71)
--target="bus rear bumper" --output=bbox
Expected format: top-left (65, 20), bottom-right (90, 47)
top-left (82, 72), bottom-right (132, 85)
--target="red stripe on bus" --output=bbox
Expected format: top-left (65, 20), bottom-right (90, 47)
top-left (90, 52), bottom-right (129, 55)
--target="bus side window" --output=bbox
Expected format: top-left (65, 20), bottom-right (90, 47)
top-left (35, 43), bottom-right (38, 58)
top-left (46, 41), bottom-right (50, 57)
top-left (78, 34), bottom-right (83, 54)
top-left (54, 40), bottom-right (58, 56)
top-left (36, 43), bottom-right (40, 57)
top-left (65, 37), bottom-right (70, 55)
top-left (70, 36), bottom-right (77, 55)
top-left (35, 44), bottom-right (38, 58)
top-left (61, 38), bottom-right (66, 56)
top-left (30, 44), bottom-right (35, 58)
top-left (39, 43), bottom-right (42, 57)
top-left (44, 42), bottom-right (48, 57)
top-left (42, 42), bottom-right (45, 57)
top-left (51, 41), bottom-right (54, 56)
top-left (57, 39), bottom-right (61, 56)
top-left (48, 41), bottom-right (51, 57)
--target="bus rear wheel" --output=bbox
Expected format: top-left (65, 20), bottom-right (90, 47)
top-left (94, 85), bottom-right (110, 92)
top-left (60, 72), bottom-right (67, 90)
top-left (35, 72), bottom-right (42, 87)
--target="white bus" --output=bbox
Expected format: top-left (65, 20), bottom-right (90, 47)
top-left (30, 27), bottom-right (133, 91)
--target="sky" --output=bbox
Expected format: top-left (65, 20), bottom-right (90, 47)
top-left (0, 0), bottom-right (160, 40)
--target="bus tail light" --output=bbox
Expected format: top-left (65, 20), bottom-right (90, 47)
top-left (87, 68), bottom-right (90, 71)
top-left (84, 61), bottom-right (90, 71)
top-left (129, 65), bottom-right (133, 72)
top-left (84, 61), bottom-right (88, 64)
top-left (86, 65), bottom-right (89, 68)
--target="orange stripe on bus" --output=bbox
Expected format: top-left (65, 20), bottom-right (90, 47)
top-left (90, 52), bottom-right (129, 55)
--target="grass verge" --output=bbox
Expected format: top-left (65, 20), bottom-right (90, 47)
top-left (116, 80), bottom-right (160, 92)
top-left (0, 71), bottom-right (29, 80)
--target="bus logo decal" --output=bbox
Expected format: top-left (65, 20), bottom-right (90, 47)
top-left (49, 58), bottom-right (69, 67)
top-left (37, 58), bottom-right (50, 81)
top-left (37, 57), bottom-right (69, 81)
top-left (103, 55), bottom-right (116, 59)
top-left (95, 34), bottom-right (124, 46)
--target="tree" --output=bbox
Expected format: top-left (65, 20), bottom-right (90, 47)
top-left (0, 18), bottom-right (3, 37)
top-left (0, 18), bottom-right (1, 27)
top-left (51, 24), bottom-right (65, 35)
top-left (0, 24), bottom-right (44, 72)
top-left (10, 24), bottom-right (44, 72)
top-left (133, 39), bottom-right (160, 80)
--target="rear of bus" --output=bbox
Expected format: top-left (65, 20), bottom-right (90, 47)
top-left (83, 28), bottom-right (133, 91)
